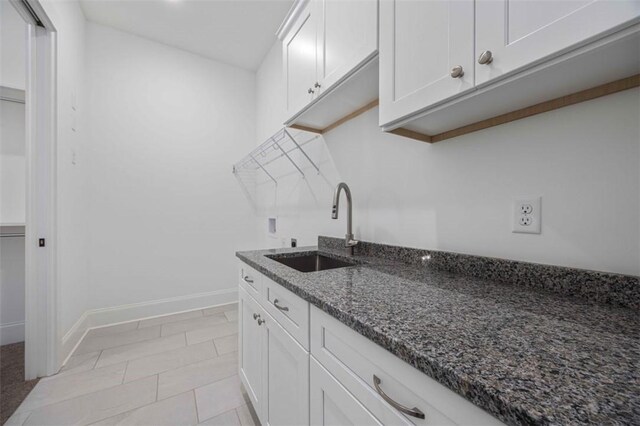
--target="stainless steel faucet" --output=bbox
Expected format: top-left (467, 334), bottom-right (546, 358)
top-left (332, 182), bottom-right (358, 255)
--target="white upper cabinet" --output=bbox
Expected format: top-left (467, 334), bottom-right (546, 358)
top-left (379, 0), bottom-right (475, 127)
top-left (281, 0), bottom-right (379, 130)
top-left (316, 0), bottom-right (378, 94)
top-left (476, 0), bottom-right (640, 85)
top-left (379, 0), bottom-right (640, 136)
top-left (238, 267), bottom-right (311, 426)
top-left (284, 2), bottom-right (318, 117)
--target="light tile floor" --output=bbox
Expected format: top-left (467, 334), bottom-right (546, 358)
top-left (6, 303), bottom-right (259, 426)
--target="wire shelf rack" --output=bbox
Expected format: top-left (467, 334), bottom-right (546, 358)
top-left (232, 127), bottom-right (320, 185)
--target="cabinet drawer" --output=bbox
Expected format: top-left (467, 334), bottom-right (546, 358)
top-left (239, 262), bottom-right (262, 301)
top-left (311, 357), bottom-right (384, 426)
top-left (262, 276), bottom-right (310, 350)
top-left (310, 307), bottom-right (503, 426)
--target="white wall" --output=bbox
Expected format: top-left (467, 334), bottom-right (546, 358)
top-left (38, 0), bottom-right (91, 358)
top-left (255, 43), bottom-right (640, 276)
top-left (84, 23), bottom-right (258, 313)
top-left (0, 1), bottom-right (26, 90)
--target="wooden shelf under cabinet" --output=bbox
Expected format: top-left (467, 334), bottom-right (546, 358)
top-left (286, 55), bottom-right (379, 135)
top-left (386, 25), bottom-right (640, 144)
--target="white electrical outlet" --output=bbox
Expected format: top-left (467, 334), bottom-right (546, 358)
top-left (513, 197), bottom-right (541, 234)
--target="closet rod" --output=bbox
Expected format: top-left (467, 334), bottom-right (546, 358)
top-left (0, 86), bottom-right (26, 104)
top-left (0, 97), bottom-right (25, 104)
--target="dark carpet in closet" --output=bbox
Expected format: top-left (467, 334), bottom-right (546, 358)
top-left (0, 342), bottom-right (39, 425)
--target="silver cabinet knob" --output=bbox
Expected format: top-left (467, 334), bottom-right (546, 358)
top-left (257, 318), bottom-right (265, 326)
top-left (478, 50), bottom-right (493, 64)
top-left (307, 88), bottom-right (315, 94)
top-left (450, 65), bottom-right (464, 78)
top-left (253, 313), bottom-right (260, 320)
top-left (314, 82), bottom-right (321, 88)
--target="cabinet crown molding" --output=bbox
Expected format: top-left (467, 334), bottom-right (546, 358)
top-left (276, 0), bottom-right (311, 40)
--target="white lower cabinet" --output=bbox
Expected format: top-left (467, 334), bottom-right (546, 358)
top-left (239, 261), bottom-right (263, 301)
top-left (239, 284), bottom-right (310, 426)
top-left (239, 287), bottom-right (264, 416)
top-left (262, 304), bottom-right (309, 426)
top-left (309, 307), bottom-right (502, 426)
top-left (238, 262), bottom-right (503, 426)
top-left (263, 275), bottom-right (310, 350)
top-left (310, 357), bottom-right (381, 426)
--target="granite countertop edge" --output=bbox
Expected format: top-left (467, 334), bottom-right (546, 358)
top-left (235, 246), bottom-right (540, 426)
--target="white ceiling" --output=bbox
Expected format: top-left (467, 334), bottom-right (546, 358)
top-left (79, 0), bottom-right (294, 71)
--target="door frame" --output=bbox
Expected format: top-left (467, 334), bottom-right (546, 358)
top-left (10, 0), bottom-right (59, 379)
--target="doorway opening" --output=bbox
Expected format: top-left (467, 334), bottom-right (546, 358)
top-left (1, 0), bottom-right (57, 421)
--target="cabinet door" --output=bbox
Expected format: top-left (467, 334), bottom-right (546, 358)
top-left (316, 0), bottom-right (378, 95)
top-left (262, 310), bottom-right (309, 426)
top-left (476, 0), bottom-right (640, 85)
top-left (310, 358), bottom-right (381, 426)
top-left (284, 2), bottom-right (318, 116)
top-left (239, 288), bottom-right (263, 421)
top-left (379, 0), bottom-right (475, 127)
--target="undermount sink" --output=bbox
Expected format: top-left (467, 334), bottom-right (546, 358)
top-left (268, 253), bottom-right (354, 273)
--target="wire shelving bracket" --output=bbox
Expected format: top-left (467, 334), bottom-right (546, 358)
top-left (232, 127), bottom-right (320, 185)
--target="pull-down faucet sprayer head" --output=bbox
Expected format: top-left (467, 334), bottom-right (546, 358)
top-left (332, 182), bottom-right (349, 220)
top-left (331, 182), bottom-right (357, 254)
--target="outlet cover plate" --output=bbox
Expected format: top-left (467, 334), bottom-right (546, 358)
top-left (513, 197), bottom-right (541, 234)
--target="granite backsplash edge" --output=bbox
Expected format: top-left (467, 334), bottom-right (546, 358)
top-left (318, 236), bottom-right (640, 310)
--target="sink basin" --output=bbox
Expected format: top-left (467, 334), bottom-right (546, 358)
top-left (268, 253), bottom-right (354, 273)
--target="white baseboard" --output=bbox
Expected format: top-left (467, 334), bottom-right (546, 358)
top-left (0, 321), bottom-right (25, 345)
top-left (60, 312), bottom-right (90, 366)
top-left (60, 288), bottom-right (238, 365)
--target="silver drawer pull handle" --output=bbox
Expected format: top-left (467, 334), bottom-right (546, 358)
top-left (373, 375), bottom-right (425, 419)
top-left (273, 299), bottom-right (289, 312)
top-left (243, 276), bottom-right (254, 284)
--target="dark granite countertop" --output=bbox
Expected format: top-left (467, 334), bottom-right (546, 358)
top-left (236, 242), bottom-right (640, 426)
